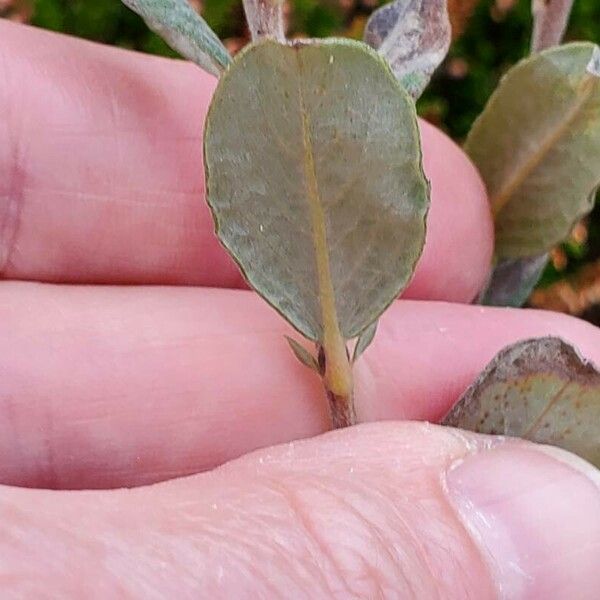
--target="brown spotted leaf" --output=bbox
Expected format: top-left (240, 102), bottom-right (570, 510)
top-left (443, 337), bottom-right (600, 467)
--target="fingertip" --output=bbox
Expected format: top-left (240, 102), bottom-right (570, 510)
top-left (2, 23), bottom-right (492, 298)
top-left (357, 301), bottom-right (600, 424)
top-left (446, 442), bottom-right (600, 598)
top-left (405, 120), bottom-right (493, 303)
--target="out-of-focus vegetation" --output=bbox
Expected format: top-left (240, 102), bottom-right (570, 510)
top-left (2, 0), bottom-right (599, 322)
top-left (1, 0), bottom-right (595, 137)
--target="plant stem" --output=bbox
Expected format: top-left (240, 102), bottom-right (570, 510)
top-left (242, 0), bottom-right (286, 42)
top-left (318, 344), bottom-right (356, 429)
top-left (326, 389), bottom-right (357, 429)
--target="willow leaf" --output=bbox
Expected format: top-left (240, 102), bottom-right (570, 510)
top-left (353, 320), bottom-right (378, 363)
top-left (122, 0), bottom-right (231, 76)
top-left (443, 337), bottom-right (600, 468)
top-left (466, 43), bottom-right (600, 259)
top-left (242, 0), bottom-right (285, 41)
top-left (531, 0), bottom-right (574, 53)
top-left (364, 0), bottom-right (451, 99)
top-left (204, 39), bottom-right (428, 355)
top-left (285, 336), bottom-right (319, 372)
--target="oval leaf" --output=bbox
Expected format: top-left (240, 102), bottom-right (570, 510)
top-left (465, 43), bottom-right (600, 259)
top-left (204, 39), bottom-right (429, 342)
top-left (122, 0), bottom-right (231, 77)
top-left (242, 0), bottom-right (285, 41)
top-left (364, 0), bottom-right (451, 99)
top-left (531, 0), bottom-right (574, 53)
top-left (443, 337), bottom-right (600, 468)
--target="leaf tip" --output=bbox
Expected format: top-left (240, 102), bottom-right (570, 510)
top-left (587, 45), bottom-right (600, 77)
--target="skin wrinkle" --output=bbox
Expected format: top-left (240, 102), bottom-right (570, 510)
top-left (199, 425), bottom-right (486, 597)
top-left (373, 475), bottom-right (476, 598)
top-left (271, 479), bottom-right (363, 598)
top-left (224, 517), bottom-right (328, 596)
top-left (0, 82), bottom-right (25, 277)
top-left (0, 423), bottom-right (501, 597)
top-left (202, 462), bottom-right (410, 597)
top-left (173, 482), bottom-right (324, 597)
top-left (383, 497), bottom-right (443, 600)
top-left (304, 480), bottom-right (416, 598)
top-left (156, 508), bottom-right (248, 587)
top-left (124, 521), bottom-right (274, 598)
top-left (222, 424), bottom-right (479, 597)
top-left (39, 411), bottom-right (58, 491)
top-left (213, 522), bottom-right (301, 597)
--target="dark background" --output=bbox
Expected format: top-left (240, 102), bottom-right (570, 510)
top-left (2, 0), bottom-right (600, 322)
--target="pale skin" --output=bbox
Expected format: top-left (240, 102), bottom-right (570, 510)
top-left (0, 20), bottom-right (599, 599)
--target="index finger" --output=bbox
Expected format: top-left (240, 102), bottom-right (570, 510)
top-left (1, 283), bottom-right (599, 490)
top-left (0, 21), bottom-right (493, 301)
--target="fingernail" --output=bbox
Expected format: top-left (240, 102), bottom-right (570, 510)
top-left (446, 444), bottom-right (600, 599)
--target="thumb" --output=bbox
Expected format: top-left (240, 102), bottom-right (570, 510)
top-left (1, 423), bottom-right (598, 599)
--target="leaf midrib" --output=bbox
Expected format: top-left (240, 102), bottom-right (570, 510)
top-left (491, 75), bottom-right (597, 218)
top-left (295, 50), bottom-right (351, 396)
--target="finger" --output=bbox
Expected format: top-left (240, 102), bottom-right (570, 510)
top-left (1, 424), bottom-right (598, 598)
top-left (0, 21), bottom-right (492, 301)
top-left (1, 282), bottom-right (599, 490)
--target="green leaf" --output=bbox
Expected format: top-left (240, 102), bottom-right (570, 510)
top-left (285, 336), bottom-right (320, 372)
top-left (465, 43), bottom-right (600, 260)
top-left (443, 337), bottom-right (600, 468)
top-left (531, 0), bottom-right (574, 53)
top-left (363, 0), bottom-right (451, 99)
top-left (121, 0), bottom-right (231, 76)
top-left (480, 254), bottom-right (548, 307)
top-left (242, 0), bottom-right (285, 41)
top-left (353, 320), bottom-right (378, 363)
top-left (204, 39), bottom-right (428, 350)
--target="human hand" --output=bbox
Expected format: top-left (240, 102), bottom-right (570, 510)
top-left (1, 21), bottom-right (599, 598)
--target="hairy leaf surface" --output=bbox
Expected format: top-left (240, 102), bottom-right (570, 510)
top-left (364, 0), bottom-right (451, 98)
top-left (204, 39), bottom-right (428, 343)
top-left (122, 0), bottom-right (230, 76)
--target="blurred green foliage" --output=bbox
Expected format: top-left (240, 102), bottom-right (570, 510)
top-left (29, 0), bottom-right (600, 137)
top-left (18, 1), bottom-right (600, 289)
